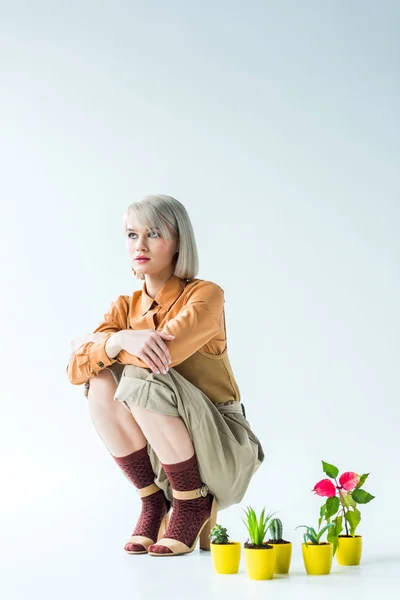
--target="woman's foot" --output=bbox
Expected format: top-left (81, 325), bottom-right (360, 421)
top-left (125, 489), bottom-right (170, 553)
top-left (148, 452), bottom-right (213, 555)
top-left (148, 492), bottom-right (213, 554)
top-left (111, 446), bottom-right (170, 554)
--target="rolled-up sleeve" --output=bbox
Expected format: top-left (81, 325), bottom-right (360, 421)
top-left (117, 282), bottom-right (225, 368)
top-left (66, 296), bottom-right (128, 386)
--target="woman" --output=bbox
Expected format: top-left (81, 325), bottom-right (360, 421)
top-left (66, 194), bottom-right (264, 557)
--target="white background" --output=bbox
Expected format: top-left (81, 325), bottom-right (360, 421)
top-left (1, 1), bottom-right (399, 598)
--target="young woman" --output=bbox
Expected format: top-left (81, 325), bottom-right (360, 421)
top-left (66, 194), bottom-right (264, 557)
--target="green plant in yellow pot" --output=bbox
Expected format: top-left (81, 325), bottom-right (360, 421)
top-left (242, 506), bottom-right (276, 580)
top-left (209, 524), bottom-right (241, 575)
top-left (313, 460), bottom-right (375, 566)
top-left (296, 523), bottom-right (335, 575)
top-left (266, 518), bottom-right (292, 574)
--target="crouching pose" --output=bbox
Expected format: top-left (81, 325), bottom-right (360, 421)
top-left (66, 194), bottom-right (264, 557)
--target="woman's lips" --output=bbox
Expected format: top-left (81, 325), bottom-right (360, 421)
top-left (135, 258), bottom-right (150, 263)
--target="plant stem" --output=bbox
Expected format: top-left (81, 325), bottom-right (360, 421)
top-left (340, 497), bottom-right (349, 535)
top-left (335, 480), bottom-right (349, 537)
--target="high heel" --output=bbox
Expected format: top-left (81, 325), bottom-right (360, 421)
top-left (124, 483), bottom-right (171, 555)
top-left (148, 484), bottom-right (218, 557)
top-left (199, 493), bottom-right (218, 550)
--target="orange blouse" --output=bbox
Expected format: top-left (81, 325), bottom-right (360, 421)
top-left (66, 275), bottom-right (241, 404)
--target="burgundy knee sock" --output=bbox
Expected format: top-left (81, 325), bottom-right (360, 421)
top-left (112, 446), bottom-right (169, 552)
top-left (149, 452), bottom-right (213, 555)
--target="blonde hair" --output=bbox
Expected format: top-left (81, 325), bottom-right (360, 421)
top-left (122, 194), bottom-right (199, 281)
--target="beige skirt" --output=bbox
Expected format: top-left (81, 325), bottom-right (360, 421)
top-left (102, 362), bottom-right (265, 511)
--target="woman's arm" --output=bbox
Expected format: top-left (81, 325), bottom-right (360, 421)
top-left (117, 281), bottom-right (225, 368)
top-left (66, 295), bottom-right (129, 385)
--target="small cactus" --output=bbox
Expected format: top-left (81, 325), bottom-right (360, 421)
top-left (269, 518), bottom-right (283, 541)
top-left (209, 524), bottom-right (230, 544)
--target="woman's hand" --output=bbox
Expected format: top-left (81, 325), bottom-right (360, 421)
top-left (120, 329), bottom-right (175, 374)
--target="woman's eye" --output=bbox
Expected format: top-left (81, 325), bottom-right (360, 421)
top-left (128, 231), bottom-right (159, 239)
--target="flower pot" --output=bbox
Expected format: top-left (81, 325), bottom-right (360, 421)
top-left (336, 535), bottom-right (362, 566)
top-left (244, 544), bottom-right (275, 580)
top-left (268, 541), bottom-right (292, 574)
top-left (301, 542), bottom-right (333, 575)
top-left (210, 542), bottom-right (241, 574)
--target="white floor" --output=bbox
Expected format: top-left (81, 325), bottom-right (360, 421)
top-left (2, 466), bottom-right (399, 600)
top-left (2, 516), bottom-right (399, 600)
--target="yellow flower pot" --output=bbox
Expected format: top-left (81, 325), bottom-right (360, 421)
top-left (210, 542), bottom-right (241, 574)
top-left (336, 535), bottom-right (362, 566)
top-left (268, 542), bottom-right (292, 574)
top-left (302, 543), bottom-right (333, 575)
top-left (244, 545), bottom-right (275, 580)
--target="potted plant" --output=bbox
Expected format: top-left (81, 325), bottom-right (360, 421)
top-left (242, 506), bottom-right (276, 580)
top-left (265, 518), bottom-right (292, 574)
top-left (209, 524), bottom-right (241, 574)
top-left (296, 523), bottom-right (335, 575)
top-left (313, 460), bottom-right (375, 565)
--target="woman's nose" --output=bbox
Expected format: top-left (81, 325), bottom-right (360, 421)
top-left (136, 237), bottom-right (148, 250)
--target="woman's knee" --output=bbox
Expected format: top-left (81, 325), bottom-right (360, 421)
top-left (87, 368), bottom-right (117, 410)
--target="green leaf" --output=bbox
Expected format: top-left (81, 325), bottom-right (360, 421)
top-left (316, 523), bottom-right (335, 543)
top-left (345, 508), bottom-right (361, 536)
top-left (242, 506), bottom-right (259, 544)
top-left (352, 489), bottom-right (375, 504)
top-left (296, 525), bottom-right (317, 545)
top-left (322, 460), bottom-right (339, 479)
top-left (318, 503), bottom-right (326, 528)
top-left (308, 527), bottom-right (317, 539)
top-left (355, 473), bottom-right (369, 489)
top-left (325, 496), bottom-right (340, 519)
top-left (306, 530), bottom-right (318, 544)
top-left (242, 506), bottom-right (275, 545)
top-left (327, 515), bottom-right (343, 555)
top-left (248, 509), bottom-right (257, 544)
top-left (327, 526), bottom-right (337, 553)
top-left (340, 491), bottom-right (357, 509)
top-left (259, 507), bottom-right (265, 527)
top-left (336, 515), bottom-right (343, 536)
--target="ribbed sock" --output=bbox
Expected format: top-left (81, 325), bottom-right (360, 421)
top-left (112, 446), bottom-right (169, 552)
top-left (149, 452), bottom-right (212, 555)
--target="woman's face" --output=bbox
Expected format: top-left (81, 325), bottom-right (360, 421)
top-left (126, 221), bottom-right (179, 277)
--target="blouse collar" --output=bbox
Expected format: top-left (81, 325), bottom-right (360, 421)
top-left (140, 274), bottom-right (187, 316)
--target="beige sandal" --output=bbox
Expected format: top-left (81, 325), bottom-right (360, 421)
top-left (124, 482), bottom-right (171, 555)
top-left (148, 483), bottom-right (218, 557)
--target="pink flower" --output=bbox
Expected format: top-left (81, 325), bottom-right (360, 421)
top-left (339, 471), bottom-right (360, 491)
top-left (312, 479), bottom-right (337, 497)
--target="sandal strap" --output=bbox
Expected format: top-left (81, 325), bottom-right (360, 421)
top-left (136, 482), bottom-right (161, 498)
top-left (172, 483), bottom-right (209, 500)
top-left (126, 535), bottom-right (155, 549)
top-left (150, 537), bottom-right (191, 553)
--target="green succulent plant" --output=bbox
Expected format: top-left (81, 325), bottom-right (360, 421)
top-left (296, 523), bottom-right (335, 547)
top-left (209, 524), bottom-right (230, 544)
top-left (242, 506), bottom-right (276, 547)
top-left (268, 517), bottom-right (283, 541)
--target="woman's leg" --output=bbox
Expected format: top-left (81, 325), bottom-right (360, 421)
top-left (87, 368), bottom-right (147, 456)
top-left (86, 369), bottom-right (170, 553)
top-left (128, 406), bottom-right (195, 463)
top-left (129, 404), bottom-right (213, 556)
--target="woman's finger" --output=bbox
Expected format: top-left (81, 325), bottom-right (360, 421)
top-left (144, 339), bottom-right (170, 373)
top-left (153, 332), bottom-right (172, 365)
